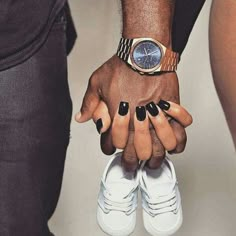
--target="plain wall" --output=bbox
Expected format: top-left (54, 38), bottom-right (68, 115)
top-left (49, 1), bottom-right (236, 235)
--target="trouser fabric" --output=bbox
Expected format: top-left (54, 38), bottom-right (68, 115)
top-left (0, 10), bottom-right (72, 236)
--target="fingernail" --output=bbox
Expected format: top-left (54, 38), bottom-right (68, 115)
top-left (136, 106), bottom-right (146, 121)
top-left (168, 150), bottom-right (175, 155)
top-left (118, 101), bottom-right (129, 116)
top-left (158, 100), bottom-right (170, 111)
top-left (146, 102), bottom-right (159, 116)
top-left (96, 118), bottom-right (103, 134)
top-left (75, 112), bottom-right (81, 121)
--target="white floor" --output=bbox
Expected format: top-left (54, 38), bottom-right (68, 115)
top-left (49, 0), bottom-right (236, 235)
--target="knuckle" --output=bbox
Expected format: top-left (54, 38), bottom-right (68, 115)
top-left (155, 152), bottom-right (166, 159)
top-left (151, 137), bottom-right (165, 156)
top-left (152, 149), bottom-right (165, 159)
top-left (174, 107), bottom-right (181, 116)
top-left (124, 154), bottom-right (137, 164)
top-left (156, 118), bottom-right (166, 129)
top-left (89, 72), bottom-right (99, 88)
top-left (81, 98), bottom-right (92, 113)
top-left (82, 91), bottom-right (100, 114)
top-left (136, 128), bottom-right (149, 135)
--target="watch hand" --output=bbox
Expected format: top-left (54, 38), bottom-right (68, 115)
top-left (144, 48), bottom-right (148, 56)
top-left (148, 50), bottom-right (159, 55)
top-left (144, 56), bottom-right (149, 65)
top-left (151, 55), bottom-right (155, 62)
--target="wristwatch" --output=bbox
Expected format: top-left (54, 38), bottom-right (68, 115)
top-left (116, 37), bottom-right (179, 75)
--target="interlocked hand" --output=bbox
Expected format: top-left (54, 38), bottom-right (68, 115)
top-left (75, 55), bottom-right (192, 171)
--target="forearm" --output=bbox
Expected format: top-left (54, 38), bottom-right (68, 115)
top-left (210, 0), bottom-right (236, 148)
top-left (121, 0), bottom-right (175, 47)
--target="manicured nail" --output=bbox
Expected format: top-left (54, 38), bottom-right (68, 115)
top-left (136, 106), bottom-right (146, 121)
top-left (96, 118), bottom-right (103, 134)
top-left (158, 100), bottom-right (170, 111)
top-left (146, 102), bottom-right (159, 116)
top-left (118, 101), bottom-right (129, 116)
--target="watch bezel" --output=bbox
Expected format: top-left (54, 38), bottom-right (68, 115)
top-left (130, 39), bottom-right (164, 73)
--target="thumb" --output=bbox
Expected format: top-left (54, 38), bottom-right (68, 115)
top-left (75, 74), bottom-right (100, 123)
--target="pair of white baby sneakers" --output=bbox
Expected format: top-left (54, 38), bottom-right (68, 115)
top-left (97, 152), bottom-right (183, 236)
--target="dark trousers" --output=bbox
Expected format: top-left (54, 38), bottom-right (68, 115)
top-left (0, 12), bottom-right (72, 236)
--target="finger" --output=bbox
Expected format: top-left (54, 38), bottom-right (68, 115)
top-left (147, 129), bottom-right (166, 169)
top-left (122, 131), bottom-right (139, 172)
top-left (75, 73), bottom-right (100, 123)
top-left (158, 100), bottom-right (193, 127)
top-left (112, 102), bottom-right (130, 149)
top-left (168, 120), bottom-right (187, 154)
top-left (92, 101), bottom-right (111, 134)
top-left (100, 127), bottom-right (116, 155)
top-left (146, 102), bottom-right (177, 151)
top-left (134, 106), bottom-right (152, 161)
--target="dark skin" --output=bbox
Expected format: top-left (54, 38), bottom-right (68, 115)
top-left (76, 0), bottom-right (189, 171)
top-left (122, 0), bottom-right (174, 44)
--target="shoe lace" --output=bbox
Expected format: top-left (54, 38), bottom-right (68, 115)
top-left (103, 187), bottom-right (137, 214)
top-left (141, 184), bottom-right (179, 217)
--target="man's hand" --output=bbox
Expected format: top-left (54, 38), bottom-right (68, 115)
top-left (75, 55), bottom-right (192, 171)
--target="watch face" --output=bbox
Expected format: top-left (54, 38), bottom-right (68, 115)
top-left (132, 40), bottom-right (162, 70)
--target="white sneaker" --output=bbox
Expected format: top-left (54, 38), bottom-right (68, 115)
top-left (97, 152), bottom-right (139, 236)
top-left (140, 157), bottom-right (183, 236)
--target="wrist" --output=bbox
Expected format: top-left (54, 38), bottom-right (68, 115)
top-left (122, 32), bottom-right (171, 49)
top-left (121, 0), bottom-right (175, 48)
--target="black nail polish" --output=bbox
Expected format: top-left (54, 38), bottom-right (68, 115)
top-left (96, 118), bottom-right (103, 134)
top-left (136, 106), bottom-right (146, 121)
top-left (146, 102), bottom-right (159, 116)
top-left (118, 101), bottom-right (129, 116)
top-left (158, 100), bottom-right (170, 111)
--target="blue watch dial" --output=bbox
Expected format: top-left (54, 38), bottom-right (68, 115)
top-left (132, 41), bottom-right (162, 70)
